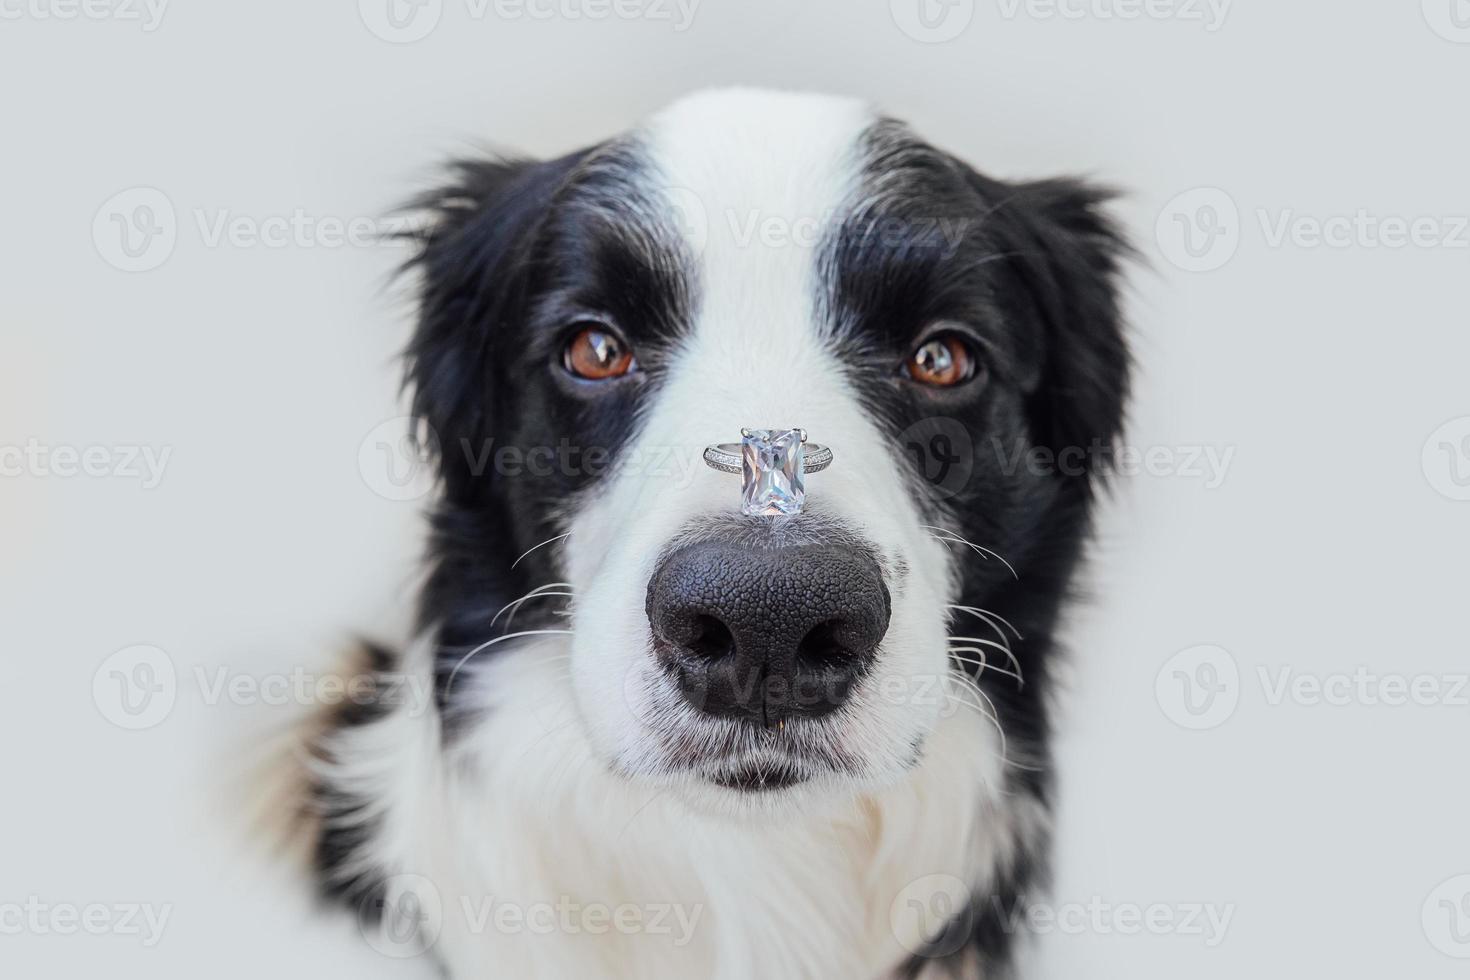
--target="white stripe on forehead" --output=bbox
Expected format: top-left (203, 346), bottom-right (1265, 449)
top-left (640, 87), bottom-right (875, 349)
top-left (641, 87), bottom-right (874, 215)
top-left (635, 89), bottom-right (875, 424)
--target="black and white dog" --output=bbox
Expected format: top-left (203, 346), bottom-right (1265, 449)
top-left (306, 88), bottom-right (1129, 978)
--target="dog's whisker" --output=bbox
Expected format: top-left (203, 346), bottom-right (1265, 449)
top-left (946, 604), bottom-right (1024, 640)
top-left (946, 635), bottom-right (1013, 651)
top-left (490, 582), bottom-right (576, 630)
top-left (921, 525), bottom-right (1020, 580)
top-left (927, 534), bottom-right (1019, 581)
top-left (443, 628), bottom-right (576, 697)
top-left (947, 636), bottom-right (1024, 684)
top-left (947, 619), bottom-right (1013, 662)
top-left (946, 652), bottom-right (1029, 681)
top-left (510, 531), bottom-right (572, 570)
top-left (501, 592), bottom-right (576, 633)
top-left (948, 652), bottom-right (1024, 687)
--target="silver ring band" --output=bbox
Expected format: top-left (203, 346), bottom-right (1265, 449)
top-left (703, 442), bottom-right (832, 475)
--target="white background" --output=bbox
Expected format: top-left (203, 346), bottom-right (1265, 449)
top-left (3, 1), bottom-right (1469, 976)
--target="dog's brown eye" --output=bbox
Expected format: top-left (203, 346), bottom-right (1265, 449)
top-left (906, 333), bottom-right (978, 387)
top-left (563, 324), bottom-right (635, 380)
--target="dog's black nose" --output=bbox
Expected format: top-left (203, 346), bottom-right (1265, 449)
top-left (646, 540), bottom-right (891, 727)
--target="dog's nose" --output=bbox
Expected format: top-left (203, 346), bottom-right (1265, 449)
top-left (646, 540), bottom-right (891, 726)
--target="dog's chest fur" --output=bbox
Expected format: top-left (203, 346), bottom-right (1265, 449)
top-left (320, 640), bottom-right (1025, 979)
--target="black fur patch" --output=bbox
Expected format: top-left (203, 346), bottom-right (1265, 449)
top-left (312, 641), bottom-right (399, 914)
top-left (826, 121), bottom-right (1130, 976)
top-left (394, 141), bottom-right (702, 717)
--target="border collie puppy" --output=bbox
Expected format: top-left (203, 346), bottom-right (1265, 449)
top-left (307, 87), bottom-right (1129, 979)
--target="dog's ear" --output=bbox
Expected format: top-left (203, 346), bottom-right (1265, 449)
top-left (401, 152), bottom-right (584, 501)
top-left (968, 172), bottom-right (1132, 487)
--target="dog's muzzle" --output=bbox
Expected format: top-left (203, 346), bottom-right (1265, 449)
top-left (645, 538), bottom-right (889, 728)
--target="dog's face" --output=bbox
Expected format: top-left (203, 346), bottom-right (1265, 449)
top-left (409, 90), bottom-right (1127, 814)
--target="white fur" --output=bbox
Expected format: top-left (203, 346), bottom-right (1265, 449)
top-left (318, 89), bottom-right (1025, 979)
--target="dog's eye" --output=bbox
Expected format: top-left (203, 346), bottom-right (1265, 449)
top-left (563, 323), bottom-right (635, 381)
top-left (906, 332), bottom-right (979, 388)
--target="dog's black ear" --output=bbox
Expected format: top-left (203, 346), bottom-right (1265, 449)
top-left (401, 152), bottom-right (584, 501)
top-left (969, 173), bottom-right (1132, 486)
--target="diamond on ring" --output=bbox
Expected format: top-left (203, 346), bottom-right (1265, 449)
top-left (703, 428), bottom-right (833, 517)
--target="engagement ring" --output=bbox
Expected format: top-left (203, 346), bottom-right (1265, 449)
top-left (703, 428), bottom-right (832, 517)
